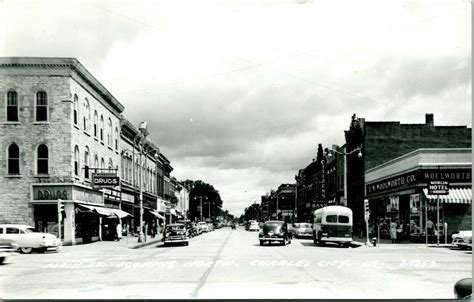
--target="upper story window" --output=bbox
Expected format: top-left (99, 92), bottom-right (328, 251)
top-left (100, 115), bottom-right (104, 142)
top-left (74, 146), bottom-right (80, 176)
top-left (93, 111), bottom-right (98, 137)
top-left (94, 155), bottom-right (99, 170)
top-left (100, 158), bottom-right (105, 170)
top-left (84, 146), bottom-right (90, 179)
top-left (7, 144), bottom-right (20, 174)
top-left (108, 158), bottom-right (113, 170)
top-left (6, 91), bottom-right (19, 122)
top-left (36, 91), bottom-right (48, 122)
top-left (115, 127), bottom-right (119, 150)
top-left (107, 118), bottom-right (112, 146)
top-left (37, 144), bottom-right (49, 175)
top-left (73, 94), bottom-right (78, 125)
top-left (84, 99), bottom-right (90, 132)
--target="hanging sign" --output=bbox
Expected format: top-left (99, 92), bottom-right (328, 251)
top-left (428, 181), bottom-right (449, 195)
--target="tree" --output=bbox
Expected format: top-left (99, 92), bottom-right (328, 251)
top-left (188, 180), bottom-right (223, 221)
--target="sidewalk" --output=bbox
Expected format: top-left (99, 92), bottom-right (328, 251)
top-left (61, 234), bottom-right (164, 251)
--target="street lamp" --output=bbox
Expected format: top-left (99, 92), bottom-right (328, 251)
top-left (195, 195), bottom-right (207, 222)
top-left (324, 145), bottom-right (362, 207)
top-left (122, 121), bottom-right (159, 243)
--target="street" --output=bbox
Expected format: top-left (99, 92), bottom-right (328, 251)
top-left (1, 226), bottom-right (471, 299)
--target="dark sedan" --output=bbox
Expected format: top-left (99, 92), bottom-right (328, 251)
top-left (163, 223), bottom-right (189, 246)
top-left (259, 221), bottom-right (292, 246)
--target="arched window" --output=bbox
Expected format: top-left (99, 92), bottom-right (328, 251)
top-left (6, 91), bottom-right (19, 122)
top-left (36, 91), bottom-right (48, 121)
top-left (74, 146), bottom-right (79, 176)
top-left (7, 144), bottom-right (20, 174)
top-left (84, 146), bottom-right (90, 179)
top-left (115, 127), bottom-right (119, 150)
top-left (73, 94), bottom-right (78, 125)
top-left (93, 111), bottom-right (98, 137)
top-left (84, 99), bottom-right (90, 131)
top-left (94, 155), bottom-right (99, 170)
top-left (101, 158), bottom-right (105, 170)
top-left (100, 115), bottom-right (104, 142)
top-left (107, 118), bottom-right (112, 146)
top-left (108, 158), bottom-right (113, 169)
top-left (37, 144), bottom-right (48, 174)
top-left (128, 158), bottom-right (132, 184)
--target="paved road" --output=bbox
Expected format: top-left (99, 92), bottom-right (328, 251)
top-left (1, 226), bottom-right (471, 299)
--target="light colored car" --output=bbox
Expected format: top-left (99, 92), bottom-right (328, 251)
top-left (249, 221), bottom-right (260, 231)
top-left (0, 238), bottom-right (18, 264)
top-left (197, 222), bottom-right (210, 233)
top-left (452, 230), bottom-right (472, 247)
top-left (290, 222), bottom-right (313, 238)
top-left (0, 224), bottom-right (61, 254)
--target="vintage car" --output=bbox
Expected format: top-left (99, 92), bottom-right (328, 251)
top-left (248, 221), bottom-right (260, 232)
top-left (163, 223), bottom-right (189, 246)
top-left (176, 220), bottom-right (196, 238)
top-left (290, 222), bottom-right (313, 238)
top-left (197, 222), bottom-right (210, 233)
top-left (0, 224), bottom-right (61, 254)
top-left (259, 221), bottom-right (292, 246)
top-left (452, 230), bottom-right (472, 247)
top-left (454, 278), bottom-right (472, 299)
top-left (0, 238), bottom-right (18, 264)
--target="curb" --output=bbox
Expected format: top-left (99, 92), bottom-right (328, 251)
top-left (130, 237), bottom-right (163, 249)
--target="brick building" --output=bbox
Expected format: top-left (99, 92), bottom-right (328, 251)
top-left (345, 113), bottom-right (471, 225)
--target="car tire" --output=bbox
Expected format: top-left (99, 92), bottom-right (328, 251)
top-left (259, 240), bottom-right (264, 246)
top-left (0, 257), bottom-right (4, 264)
top-left (20, 247), bottom-right (33, 254)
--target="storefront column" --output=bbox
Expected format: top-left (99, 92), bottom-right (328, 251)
top-left (63, 203), bottom-right (76, 246)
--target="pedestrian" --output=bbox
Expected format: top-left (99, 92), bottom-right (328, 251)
top-left (396, 220), bottom-right (403, 243)
top-left (116, 223), bottom-right (122, 241)
top-left (151, 221), bottom-right (157, 238)
top-left (357, 219), bottom-right (364, 239)
top-left (390, 220), bottom-right (398, 243)
top-left (426, 218), bottom-right (434, 243)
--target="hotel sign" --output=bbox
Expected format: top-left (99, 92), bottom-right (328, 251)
top-left (367, 168), bottom-right (470, 195)
top-left (428, 181), bottom-right (449, 195)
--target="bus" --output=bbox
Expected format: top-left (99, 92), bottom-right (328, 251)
top-left (312, 206), bottom-right (353, 248)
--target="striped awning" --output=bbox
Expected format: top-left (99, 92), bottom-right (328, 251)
top-left (108, 208), bottom-right (133, 219)
top-left (422, 187), bottom-right (471, 204)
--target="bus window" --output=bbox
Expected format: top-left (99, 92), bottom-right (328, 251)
top-left (326, 215), bottom-right (337, 223)
top-left (315, 214), bottom-right (322, 223)
top-left (338, 215), bottom-right (349, 223)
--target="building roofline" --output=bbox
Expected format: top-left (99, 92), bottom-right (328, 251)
top-left (0, 57), bottom-right (125, 113)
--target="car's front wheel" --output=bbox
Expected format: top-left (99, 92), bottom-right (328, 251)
top-left (20, 247), bottom-right (33, 254)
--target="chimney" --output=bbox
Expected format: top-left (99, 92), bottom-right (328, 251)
top-left (425, 113), bottom-right (434, 127)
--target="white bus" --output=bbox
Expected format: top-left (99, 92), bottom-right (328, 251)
top-left (312, 206), bottom-right (353, 248)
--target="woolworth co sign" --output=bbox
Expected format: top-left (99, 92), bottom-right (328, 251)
top-left (92, 174), bottom-right (120, 188)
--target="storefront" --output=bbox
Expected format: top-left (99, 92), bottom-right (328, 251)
top-left (365, 149), bottom-right (471, 242)
top-left (31, 183), bottom-right (133, 245)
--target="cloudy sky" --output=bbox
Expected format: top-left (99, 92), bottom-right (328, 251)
top-left (1, 0), bottom-right (471, 216)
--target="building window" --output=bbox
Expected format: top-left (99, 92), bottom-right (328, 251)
top-left (84, 99), bottom-right (90, 132)
top-left (84, 146), bottom-right (90, 179)
top-left (107, 118), bottom-right (112, 146)
top-left (100, 115), bottom-right (104, 141)
top-left (36, 91), bottom-right (48, 121)
top-left (93, 111), bottom-right (98, 137)
top-left (73, 94), bottom-right (78, 125)
top-left (74, 146), bottom-right (79, 176)
top-left (94, 155), bottom-right (99, 170)
top-left (37, 144), bottom-right (48, 174)
top-left (7, 144), bottom-right (20, 174)
top-left (101, 158), bottom-right (105, 170)
top-left (108, 158), bottom-right (113, 169)
top-left (115, 127), bottom-right (119, 150)
top-left (6, 91), bottom-right (19, 122)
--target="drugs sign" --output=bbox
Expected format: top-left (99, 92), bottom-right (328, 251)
top-left (92, 174), bottom-right (120, 188)
top-left (428, 181), bottom-right (449, 195)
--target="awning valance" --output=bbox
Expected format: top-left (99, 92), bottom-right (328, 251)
top-left (145, 208), bottom-right (165, 220)
top-left (77, 204), bottom-right (116, 217)
top-left (422, 187), bottom-right (472, 204)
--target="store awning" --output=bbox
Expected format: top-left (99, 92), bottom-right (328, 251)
top-left (422, 187), bottom-right (472, 204)
top-left (108, 208), bottom-right (133, 219)
top-left (77, 204), bottom-right (116, 217)
top-left (146, 208), bottom-right (165, 220)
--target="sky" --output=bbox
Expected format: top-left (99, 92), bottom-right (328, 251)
top-left (1, 0), bottom-right (471, 216)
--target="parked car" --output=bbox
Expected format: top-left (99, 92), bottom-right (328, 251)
top-left (290, 222), bottom-right (313, 238)
top-left (176, 220), bottom-right (196, 238)
top-left (259, 221), bottom-right (292, 246)
top-left (0, 224), bottom-right (61, 254)
top-left (197, 222), bottom-right (210, 233)
top-left (0, 238), bottom-right (18, 264)
top-left (163, 223), bottom-right (189, 246)
top-left (452, 230), bottom-right (472, 246)
top-left (248, 221), bottom-right (260, 232)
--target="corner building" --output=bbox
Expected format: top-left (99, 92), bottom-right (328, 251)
top-left (0, 57), bottom-right (125, 245)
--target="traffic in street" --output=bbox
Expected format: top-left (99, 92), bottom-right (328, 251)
top-left (1, 225), bottom-right (471, 299)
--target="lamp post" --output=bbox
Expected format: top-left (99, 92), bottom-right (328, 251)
top-left (122, 121), bottom-right (159, 243)
top-left (324, 145), bottom-right (363, 207)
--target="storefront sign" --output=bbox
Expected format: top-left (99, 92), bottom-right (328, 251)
top-left (92, 174), bottom-right (120, 188)
top-left (428, 181), bottom-right (449, 195)
top-left (33, 186), bottom-right (72, 200)
top-left (366, 168), bottom-right (470, 195)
